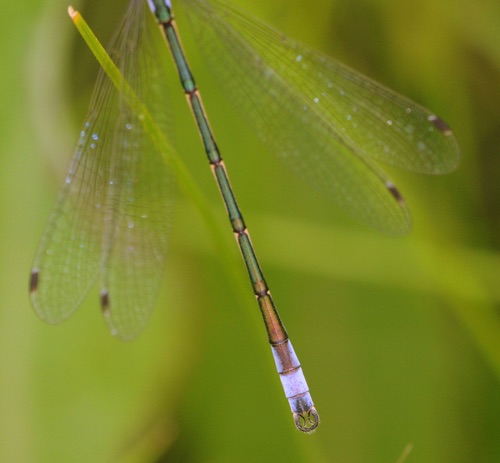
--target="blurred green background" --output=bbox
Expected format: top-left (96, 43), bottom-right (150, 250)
top-left (1, 0), bottom-right (499, 461)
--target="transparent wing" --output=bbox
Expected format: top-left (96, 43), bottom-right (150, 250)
top-left (180, 0), bottom-right (460, 234)
top-left (30, 0), bottom-right (175, 340)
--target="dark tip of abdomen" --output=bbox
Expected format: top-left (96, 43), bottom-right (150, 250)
top-left (30, 269), bottom-right (40, 293)
top-left (428, 115), bottom-right (453, 136)
top-left (386, 181), bottom-right (404, 204)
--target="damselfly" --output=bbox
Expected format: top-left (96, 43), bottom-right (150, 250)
top-left (29, 0), bottom-right (460, 433)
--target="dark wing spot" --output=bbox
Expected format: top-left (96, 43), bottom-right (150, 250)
top-left (30, 269), bottom-right (40, 293)
top-left (386, 181), bottom-right (404, 204)
top-left (428, 115), bottom-right (453, 136)
top-left (100, 289), bottom-right (110, 316)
